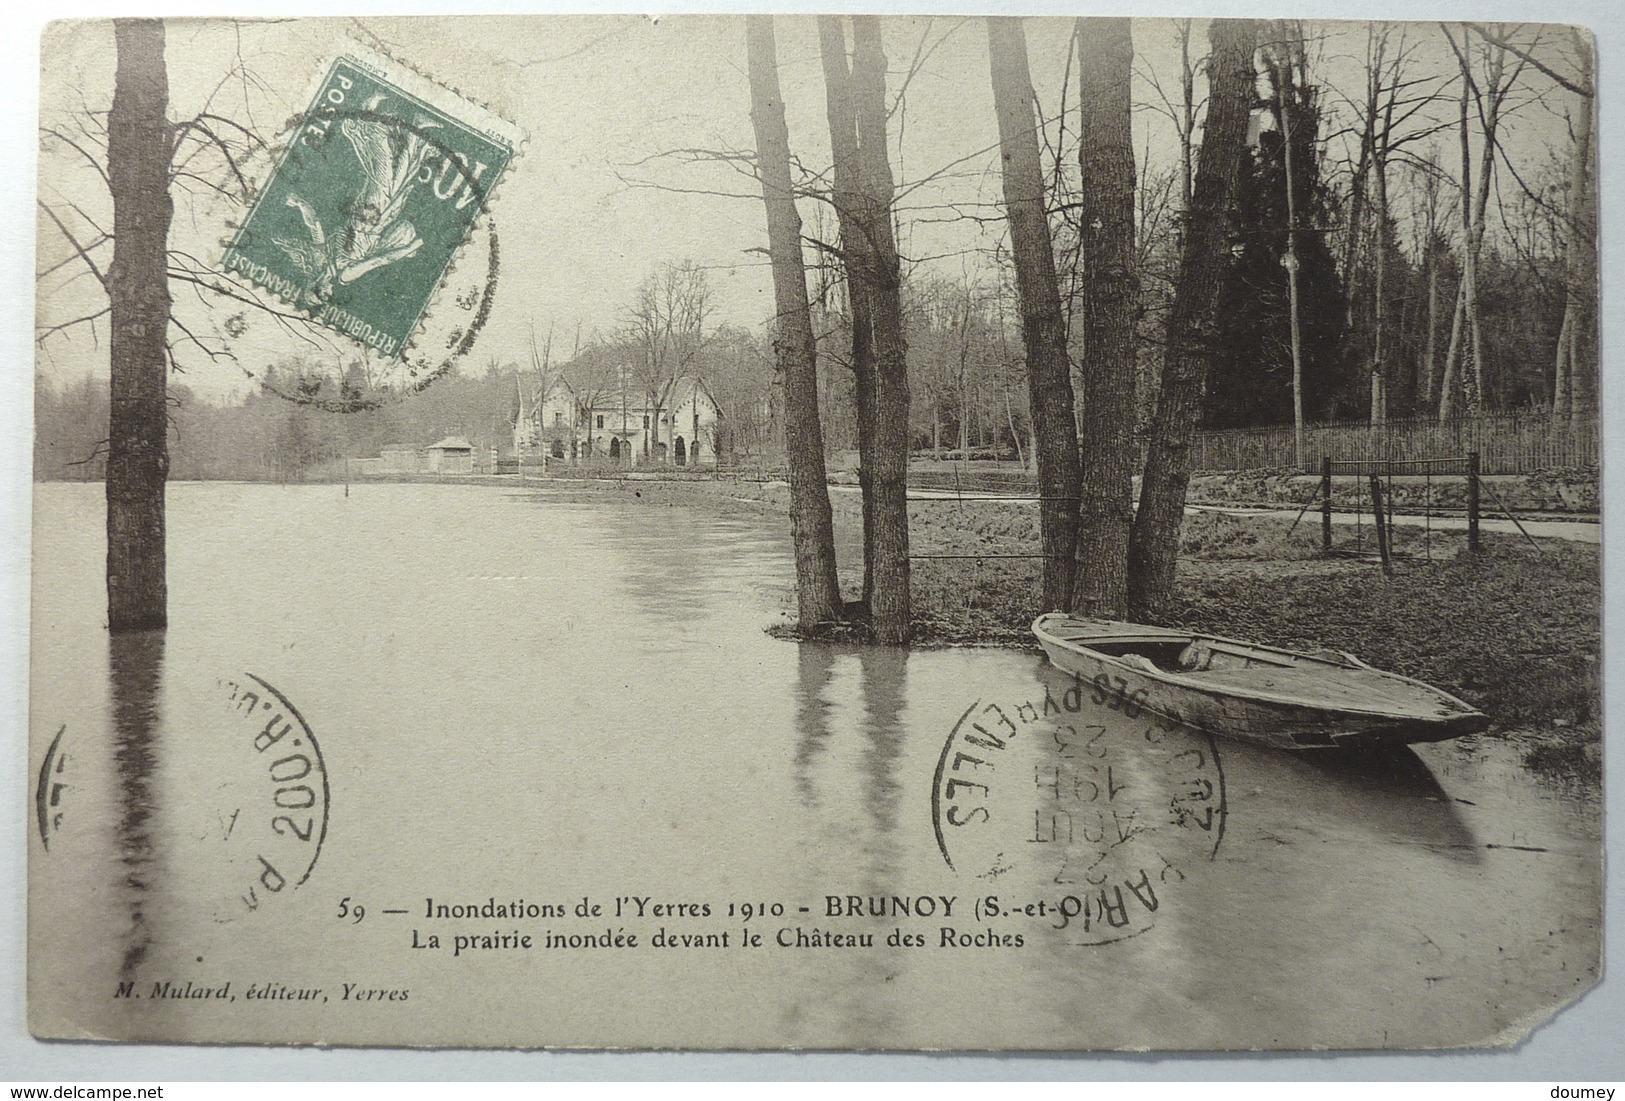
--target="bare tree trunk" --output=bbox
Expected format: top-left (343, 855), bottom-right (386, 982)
top-left (1561, 34), bottom-right (1597, 419)
top-left (1128, 19), bottom-right (1256, 621)
top-left (850, 15), bottom-right (911, 643)
top-left (957, 296), bottom-right (971, 457)
top-left (106, 19), bottom-right (173, 633)
top-left (1438, 279), bottom-right (1465, 420)
top-left (817, 16), bottom-right (877, 607)
top-left (1342, 121), bottom-right (1372, 329)
top-left (988, 15), bottom-right (1079, 612)
top-left (1004, 385), bottom-right (1024, 467)
top-left (1176, 19), bottom-right (1197, 213)
top-left (1446, 27), bottom-right (1506, 414)
top-left (1553, 306), bottom-right (1573, 417)
top-left (1367, 30), bottom-right (1413, 424)
top-left (1420, 240), bottom-right (1439, 410)
top-left (747, 16), bottom-right (843, 631)
top-left (1458, 73), bottom-right (1484, 414)
top-left (1370, 147), bottom-right (1390, 425)
top-left (1072, 16), bottom-right (1136, 619)
top-left (1266, 40), bottom-right (1308, 466)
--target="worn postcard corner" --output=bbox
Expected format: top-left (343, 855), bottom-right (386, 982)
top-left (30, 12), bottom-right (1601, 1052)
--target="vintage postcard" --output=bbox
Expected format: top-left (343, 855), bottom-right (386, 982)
top-left (29, 14), bottom-right (1603, 1050)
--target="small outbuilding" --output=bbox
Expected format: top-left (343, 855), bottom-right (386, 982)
top-left (424, 436), bottom-right (475, 475)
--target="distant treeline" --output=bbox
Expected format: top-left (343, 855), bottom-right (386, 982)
top-left (35, 365), bottom-right (539, 482)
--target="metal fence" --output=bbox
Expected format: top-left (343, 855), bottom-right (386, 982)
top-left (1169, 411), bottom-right (1599, 475)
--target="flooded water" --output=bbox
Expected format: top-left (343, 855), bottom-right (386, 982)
top-left (28, 481), bottom-right (1600, 1050)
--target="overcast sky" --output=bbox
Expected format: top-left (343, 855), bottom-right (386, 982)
top-left (33, 14), bottom-right (1591, 401)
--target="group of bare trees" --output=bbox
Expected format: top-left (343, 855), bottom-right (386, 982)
top-left (750, 15), bottom-right (914, 642)
top-left (748, 16), bottom-right (1263, 633)
top-left (625, 260), bottom-right (714, 461)
top-left (1314, 21), bottom-right (1596, 427)
top-left (743, 15), bottom-right (1596, 638)
top-left (903, 277), bottom-right (1019, 461)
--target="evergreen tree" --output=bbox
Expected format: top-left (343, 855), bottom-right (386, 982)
top-left (1203, 68), bottom-right (1352, 429)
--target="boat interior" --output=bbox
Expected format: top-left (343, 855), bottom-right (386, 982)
top-left (1076, 638), bottom-right (1299, 675)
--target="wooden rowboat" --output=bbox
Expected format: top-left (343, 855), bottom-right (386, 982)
top-left (1033, 613), bottom-right (1489, 750)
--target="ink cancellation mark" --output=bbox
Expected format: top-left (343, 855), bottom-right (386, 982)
top-left (221, 674), bottom-right (331, 912)
top-left (933, 669), bottom-right (1227, 946)
top-left (34, 724), bottom-right (68, 850)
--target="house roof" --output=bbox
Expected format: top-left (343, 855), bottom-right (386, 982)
top-left (428, 436), bottom-right (474, 451)
top-left (529, 374), bottom-right (722, 419)
top-left (535, 377), bottom-right (577, 403)
top-left (673, 376), bottom-right (720, 412)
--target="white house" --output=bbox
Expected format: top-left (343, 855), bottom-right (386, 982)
top-left (517, 376), bottom-right (722, 467)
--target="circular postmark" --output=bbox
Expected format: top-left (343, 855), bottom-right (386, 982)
top-left (33, 670), bottom-right (330, 922)
top-left (218, 674), bottom-right (331, 913)
top-left (932, 667), bottom-right (1227, 945)
top-left (34, 724), bottom-right (70, 851)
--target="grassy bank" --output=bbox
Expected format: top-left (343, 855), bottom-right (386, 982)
top-left (531, 476), bottom-right (1601, 786)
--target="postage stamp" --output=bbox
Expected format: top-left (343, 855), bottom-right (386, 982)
top-left (221, 47), bottom-right (520, 359)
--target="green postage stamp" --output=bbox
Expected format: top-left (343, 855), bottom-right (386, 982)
top-left (221, 47), bottom-right (520, 358)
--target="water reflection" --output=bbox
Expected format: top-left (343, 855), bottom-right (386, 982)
top-left (1296, 744), bottom-right (1481, 863)
top-left (788, 642), bottom-right (913, 1043)
top-left (856, 647), bottom-right (908, 847)
top-left (108, 628), bottom-right (166, 977)
top-left (593, 507), bottom-right (782, 640)
top-left (792, 644), bottom-right (837, 808)
top-left (791, 643), bottom-right (910, 844)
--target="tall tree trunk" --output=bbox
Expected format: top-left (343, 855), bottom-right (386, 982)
top-left (106, 19), bottom-right (173, 633)
top-left (1468, 56), bottom-right (1503, 414)
top-left (1438, 278), bottom-right (1466, 420)
top-left (817, 16), bottom-right (877, 606)
top-left (1561, 33), bottom-right (1597, 419)
top-left (957, 303), bottom-right (971, 457)
top-left (988, 15), bottom-right (1079, 612)
top-left (746, 15), bottom-right (843, 631)
top-left (1420, 242), bottom-right (1439, 411)
top-left (1176, 19), bottom-right (1197, 213)
top-left (1458, 73), bottom-right (1484, 414)
top-left (1445, 64), bottom-right (1478, 417)
top-left (1553, 307), bottom-right (1573, 417)
top-left (850, 15), bottom-right (911, 643)
top-left (1268, 42), bottom-right (1308, 465)
top-left (1370, 149), bottom-right (1390, 425)
top-left (1448, 30), bottom-right (1505, 415)
top-left (1127, 19), bottom-right (1256, 621)
top-left (1342, 127), bottom-right (1372, 329)
top-left (1072, 16), bottom-right (1136, 619)
top-left (1004, 385), bottom-right (1024, 468)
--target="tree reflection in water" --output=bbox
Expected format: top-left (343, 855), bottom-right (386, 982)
top-left (109, 628), bottom-right (166, 977)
